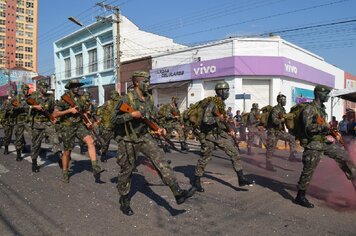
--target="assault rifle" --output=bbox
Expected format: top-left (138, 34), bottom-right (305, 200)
top-left (317, 116), bottom-right (345, 147)
top-left (26, 97), bottom-right (57, 123)
top-left (116, 100), bottom-right (182, 152)
top-left (61, 94), bottom-right (104, 145)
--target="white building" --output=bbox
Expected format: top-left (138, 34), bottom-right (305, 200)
top-left (54, 14), bottom-right (185, 105)
top-left (150, 36), bottom-right (345, 121)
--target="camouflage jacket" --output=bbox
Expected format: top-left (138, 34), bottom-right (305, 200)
top-left (98, 98), bottom-right (119, 129)
top-left (1, 99), bottom-right (17, 125)
top-left (29, 91), bottom-right (55, 124)
top-left (111, 90), bottom-right (159, 142)
top-left (55, 91), bottom-right (88, 126)
top-left (247, 109), bottom-right (260, 128)
top-left (160, 103), bottom-right (181, 123)
top-left (12, 94), bottom-right (31, 123)
top-left (302, 100), bottom-right (329, 142)
top-left (267, 104), bottom-right (286, 131)
top-left (200, 97), bottom-right (227, 134)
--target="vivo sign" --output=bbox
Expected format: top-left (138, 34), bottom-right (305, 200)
top-left (284, 61), bottom-right (298, 75)
top-left (193, 63), bottom-right (217, 75)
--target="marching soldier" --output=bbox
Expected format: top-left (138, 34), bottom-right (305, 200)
top-left (159, 96), bottom-right (189, 151)
top-left (246, 103), bottom-right (262, 155)
top-left (2, 90), bottom-right (17, 156)
top-left (52, 79), bottom-right (103, 183)
top-left (97, 90), bottom-right (120, 162)
top-left (265, 94), bottom-right (297, 171)
top-left (294, 85), bottom-right (356, 208)
top-left (28, 81), bottom-right (61, 173)
top-left (192, 81), bottom-right (253, 193)
top-left (111, 71), bottom-right (194, 216)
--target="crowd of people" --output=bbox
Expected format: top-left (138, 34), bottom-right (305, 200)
top-left (0, 70), bottom-right (355, 216)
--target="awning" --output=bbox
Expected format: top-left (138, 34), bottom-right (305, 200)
top-left (149, 81), bottom-right (191, 89)
top-left (331, 88), bottom-right (356, 103)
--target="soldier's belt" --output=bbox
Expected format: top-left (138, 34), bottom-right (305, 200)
top-left (34, 117), bottom-right (50, 122)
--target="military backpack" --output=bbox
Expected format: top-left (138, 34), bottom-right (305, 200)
top-left (286, 102), bottom-right (310, 141)
top-left (260, 105), bottom-right (273, 128)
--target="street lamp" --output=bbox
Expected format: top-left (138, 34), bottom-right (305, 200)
top-left (68, 16), bottom-right (102, 46)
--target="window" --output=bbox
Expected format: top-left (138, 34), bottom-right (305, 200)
top-left (88, 49), bottom-right (97, 73)
top-left (17, 7), bottom-right (24, 13)
top-left (26, 2), bottom-right (34, 8)
top-left (25, 54), bottom-right (32, 60)
top-left (25, 24), bottom-right (33, 30)
top-left (16, 60), bottom-right (24, 67)
top-left (25, 61), bottom-right (33, 67)
top-left (64, 58), bottom-right (71, 78)
top-left (17, 0), bottom-right (24, 6)
top-left (25, 46), bottom-right (32, 52)
top-left (103, 44), bottom-right (114, 69)
top-left (17, 15), bottom-right (25, 21)
top-left (16, 22), bottom-right (24, 29)
top-left (16, 30), bottom-right (24, 36)
top-left (25, 9), bottom-right (33, 15)
top-left (25, 16), bottom-right (33, 23)
top-left (0, 11), bottom-right (5, 17)
top-left (0, 26), bottom-right (4, 32)
top-left (16, 53), bottom-right (23, 59)
top-left (0, 19), bottom-right (5, 25)
top-left (25, 39), bottom-right (32, 45)
top-left (25, 31), bottom-right (33, 37)
top-left (16, 38), bottom-right (24, 43)
top-left (0, 3), bottom-right (6, 10)
top-left (75, 53), bottom-right (83, 76)
top-left (16, 46), bottom-right (23, 51)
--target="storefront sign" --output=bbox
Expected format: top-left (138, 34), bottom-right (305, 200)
top-left (191, 58), bottom-right (234, 80)
top-left (81, 76), bottom-right (95, 87)
top-left (150, 64), bottom-right (190, 84)
top-left (292, 87), bottom-right (314, 105)
top-left (346, 79), bottom-right (356, 89)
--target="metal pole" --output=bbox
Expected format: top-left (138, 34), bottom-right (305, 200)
top-left (115, 9), bottom-right (121, 94)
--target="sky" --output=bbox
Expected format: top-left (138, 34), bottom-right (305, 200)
top-left (38, 0), bottom-right (356, 76)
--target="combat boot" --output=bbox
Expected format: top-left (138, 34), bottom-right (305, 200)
top-left (169, 182), bottom-right (196, 205)
top-left (16, 150), bottom-right (22, 161)
top-left (266, 160), bottom-right (276, 172)
top-left (32, 159), bottom-right (40, 173)
top-left (92, 161), bottom-right (105, 183)
top-left (180, 142), bottom-right (190, 151)
top-left (192, 175), bottom-right (205, 192)
top-left (3, 146), bottom-right (9, 155)
top-left (236, 170), bottom-right (254, 186)
top-left (294, 190), bottom-right (314, 208)
top-left (119, 195), bottom-right (134, 216)
top-left (100, 152), bottom-right (107, 162)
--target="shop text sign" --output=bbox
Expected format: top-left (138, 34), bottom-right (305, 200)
top-left (150, 64), bottom-right (190, 84)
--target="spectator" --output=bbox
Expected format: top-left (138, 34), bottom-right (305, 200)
top-left (227, 107), bottom-right (233, 117)
top-left (329, 116), bottom-right (338, 130)
top-left (338, 115), bottom-right (348, 135)
top-left (348, 118), bottom-right (355, 136)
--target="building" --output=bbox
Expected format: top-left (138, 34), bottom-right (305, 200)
top-left (54, 14), bottom-right (185, 105)
top-left (150, 36), bottom-right (348, 121)
top-left (0, 0), bottom-right (38, 72)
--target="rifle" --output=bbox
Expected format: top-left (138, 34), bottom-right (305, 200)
top-left (26, 97), bottom-right (57, 123)
top-left (61, 94), bottom-right (104, 145)
top-left (116, 100), bottom-right (182, 152)
top-left (317, 116), bottom-right (345, 146)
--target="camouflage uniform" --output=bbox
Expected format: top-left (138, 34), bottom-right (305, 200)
top-left (159, 98), bottom-right (189, 151)
top-left (247, 106), bottom-right (266, 154)
top-left (112, 71), bottom-right (193, 216)
top-left (97, 91), bottom-right (120, 161)
top-left (294, 85), bottom-right (356, 208)
top-left (192, 82), bottom-right (253, 192)
top-left (266, 104), bottom-right (296, 162)
top-left (29, 88), bottom-right (61, 172)
top-left (2, 97), bottom-right (16, 153)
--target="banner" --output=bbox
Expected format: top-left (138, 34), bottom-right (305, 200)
top-left (292, 87), bottom-right (314, 105)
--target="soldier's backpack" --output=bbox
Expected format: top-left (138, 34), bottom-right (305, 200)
top-left (158, 103), bottom-right (171, 119)
top-left (286, 102), bottom-right (310, 141)
top-left (183, 96), bottom-right (225, 129)
top-left (241, 112), bottom-right (249, 126)
top-left (260, 105), bottom-right (273, 128)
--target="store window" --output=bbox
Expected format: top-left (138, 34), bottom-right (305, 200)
top-left (64, 58), bottom-right (71, 78)
top-left (76, 53), bottom-right (83, 76)
top-left (88, 49), bottom-right (97, 73)
top-left (104, 44), bottom-right (114, 69)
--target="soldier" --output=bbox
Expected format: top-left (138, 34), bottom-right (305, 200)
top-left (12, 84), bottom-right (31, 161)
top-left (294, 85), bottom-right (356, 208)
top-left (246, 103), bottom-right (262, 155)
top-left (159, 96), bottom-right (189, 151)
top-left (28, 81), bottom-right (61, 173)
top-left (2, 90), bottom-right (17, 156)
top-left (111, 71), bottom-right (194, 216)
top-left (97, 90), bottom-right (120, 162)
top-left (52, 79), bottom-right (103, 183)
top-left (265, 94), bottom-right (297, 171)
top-left (192, 81), bottom-right (253, 193)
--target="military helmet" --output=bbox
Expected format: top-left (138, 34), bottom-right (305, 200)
top-left (252, 103), bottom-right (259, 109)
top-left (37, 80), bottom-right (49, 88)
top-left (110, 91), bottom-right (120, 100)
top-left (21, 84), bottom-right (30, 90)
top-left (314, 85), bottom-right (331, 93)
top-left (172, 96), bottom-right (179, 101)
top-left (277, 93), bottom-right (286, 101)
top-left (65, 79), bottom-right (84, 89)
top-left (131, 71), bottom-right (150, 80)
top-left (215, 81), bottom-right (229, 90)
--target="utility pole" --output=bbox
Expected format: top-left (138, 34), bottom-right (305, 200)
top-left (96, 2), bottom-right (121, 94)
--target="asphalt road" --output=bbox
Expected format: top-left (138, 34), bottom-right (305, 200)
top-left (0, 137), bottom-right (355, 236)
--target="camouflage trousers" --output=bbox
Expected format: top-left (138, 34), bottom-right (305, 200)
top-left (14, 122), bottom-right (29, 152)
top-left (266, 129), bottom-right (296, 160)
top-left (100, 126), bottom-right (114, 154)
top-left (116, 134), bottom-right (178, 196)
top-left (247, 127), bottom-right (267, 149)
top-left (297, 141), bottom-right (356, 191)
top-left (61, 123), bottom-right (91, 151)
top-left (31, 122), bottom-right (61, 160)
top-left (3, 124), bottom-right (14, 146)
top-left (195, 132), bottom-right (242, 177)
